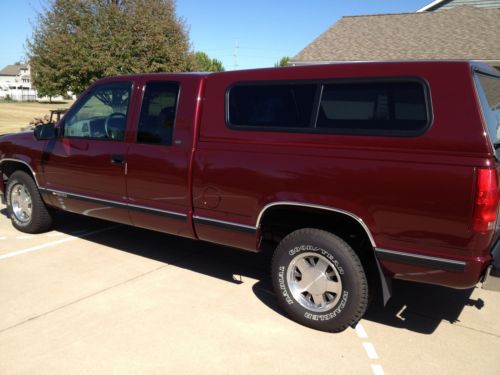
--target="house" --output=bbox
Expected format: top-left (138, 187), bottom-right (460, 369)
top-left (0, 64), bottom-right (32, 90)
top-left (290, 1), bottom-right (500, 70)
top-left (0, 64), bottom-right (37, 101)
top-left (417, 0), bottom-right (500, 12)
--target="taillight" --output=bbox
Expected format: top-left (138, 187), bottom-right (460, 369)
top-left (473, 168), bottom-right (500, 232)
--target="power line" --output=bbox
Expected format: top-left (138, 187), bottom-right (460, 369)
top-left (233, 40), bottom-right (239, 70)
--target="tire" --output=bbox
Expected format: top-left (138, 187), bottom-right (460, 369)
top-left (271, 228), bottom-right (368, 332)
top-left (6, 171), bottom-right (53, 233)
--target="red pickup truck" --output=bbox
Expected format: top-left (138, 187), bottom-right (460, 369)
top-left (1, 61), bottom-right (499, 332)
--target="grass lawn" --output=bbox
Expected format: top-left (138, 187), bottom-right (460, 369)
top-left (0, 101), bottom-right (73, 135)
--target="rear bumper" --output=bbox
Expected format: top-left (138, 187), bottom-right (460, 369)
top-left (482, 239), bottom-right (500, 291)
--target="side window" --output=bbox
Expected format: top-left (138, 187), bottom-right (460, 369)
top-left (474, 73), bottom-right (500, 146)
top-left (137, 82), bottom-right (179, 145)
top-left (228, 84), bottom-right (316, 128)
top-left (226, 80), bottom-right (430, 136)
top-left (317, 82), bottom-right (429, 134)
top-left (63, 82), bottom-right (132, 140)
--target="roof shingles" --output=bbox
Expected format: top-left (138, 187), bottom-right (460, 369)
top-left (292, 6), bottom-right (500, 63)
top-left (0, 65), bottom-right (28, 76)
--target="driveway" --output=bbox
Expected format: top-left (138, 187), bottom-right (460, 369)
top-left (0, 211), bottom-right (498, 374)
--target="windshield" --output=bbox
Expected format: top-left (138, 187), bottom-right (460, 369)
top-left (474, 72), bottom-right (500, 156)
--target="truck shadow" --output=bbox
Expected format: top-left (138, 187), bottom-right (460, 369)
top-left (361, 281), bottom-right (483, 334)
top-left (46, 212), bottom-right (484, 334)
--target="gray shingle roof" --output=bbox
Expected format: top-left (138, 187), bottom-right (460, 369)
top-left (292, 6), bottom-right (500, 63)
top-left (0, 64), bottom-right (28, 76)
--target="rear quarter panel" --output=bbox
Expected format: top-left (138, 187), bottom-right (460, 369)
top-left (193, 62), bottom-right (493, 278)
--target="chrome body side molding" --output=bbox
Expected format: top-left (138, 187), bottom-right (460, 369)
top-left (0, 158), bottom-right (40, 187)
top-left (256, 201), bottom-right (377, 248)
top-left (375, 248), bottom-right (466, 272)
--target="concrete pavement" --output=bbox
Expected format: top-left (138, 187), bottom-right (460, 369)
top-left (0, 210), bottom-right (498, 374)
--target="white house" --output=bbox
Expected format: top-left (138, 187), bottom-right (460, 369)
top-left (0, 64), bottom-right (37, 101)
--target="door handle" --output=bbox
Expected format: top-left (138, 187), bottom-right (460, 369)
top-left (111, 154), bottom-right (125, 165)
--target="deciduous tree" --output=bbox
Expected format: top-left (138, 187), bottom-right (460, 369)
top-left (191, 52), bottom-right (225, 72)
top-left (274, 56), bottom-right (290, 67)
top-left (28, 0), bottom-right (192, 95)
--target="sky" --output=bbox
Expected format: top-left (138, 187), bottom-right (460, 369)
top-left (0, 0), bottom-right (432, 71)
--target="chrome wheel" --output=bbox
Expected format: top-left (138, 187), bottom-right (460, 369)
top-left (287, 252), bottom-right (343, 312)
top-left (10, 183), bottom-right (33, 224)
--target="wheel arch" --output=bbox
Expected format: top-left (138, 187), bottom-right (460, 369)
top-left (257, 201), bottom-right (391, 304)
top-left (0, 158), bottom-right (39, 186)
top-left (257, 201), bottom-right (376, 247)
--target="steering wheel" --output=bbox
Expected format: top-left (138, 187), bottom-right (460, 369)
top-left (104, 112), bottom-right (126, 139)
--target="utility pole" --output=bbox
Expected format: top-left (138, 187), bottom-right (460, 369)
top-left (233, 40), bottom-right (239, 70)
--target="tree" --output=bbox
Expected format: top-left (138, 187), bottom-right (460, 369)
top-left (192, 52), bottom-right (225, 72)
top-left (27, 0), bottom-right (192, 96)
top-left (274, 56), bottom-right (290, 67)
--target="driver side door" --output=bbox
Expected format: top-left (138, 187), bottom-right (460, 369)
top-left (40, 80), bottom-right (134, 225)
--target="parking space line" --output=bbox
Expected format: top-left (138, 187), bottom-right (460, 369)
top-left (356, 322), bottom-right (385, 375)
top-left (0, 249), bottom-right (200, 335)
top-left (0, 225), bottom-right (120, 261)
top-left (363, 342), bottom-right (379, 360)
top-left (355, 322), bottom-right (369, 338)
top-left (371, 364), bottom-right (385, 375)
top-left (46, 232), bottom-right (65, 237)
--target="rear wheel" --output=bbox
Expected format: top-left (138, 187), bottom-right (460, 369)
top-left (271, 228), bottom-right (368, 332)
top-left (6, 171), bottom-right (53, 233)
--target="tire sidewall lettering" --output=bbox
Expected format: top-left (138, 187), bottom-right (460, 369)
top-left (282, 244), bottom-right (349, 321)
top-left (304, 290), bottom-right (349, 321)
top-left (288, 245), bottom-right (345, 275)
top-left (277, 265), bottom-right (294, 305)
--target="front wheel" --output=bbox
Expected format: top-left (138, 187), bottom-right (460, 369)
top-left (271, 228), bottom-right (368, 332)
top-left (6, 171), bottom-right (53, 233)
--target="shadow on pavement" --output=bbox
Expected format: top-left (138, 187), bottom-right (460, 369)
top-left (362, 281), bottom-right (483, 334)
top-left (47, 212), bottom-right (484, 335)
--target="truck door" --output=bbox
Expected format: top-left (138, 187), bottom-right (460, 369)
top-left (125, 77), bottom-right (196, 238)
top-left (40, 80), bottom-right (134, 225)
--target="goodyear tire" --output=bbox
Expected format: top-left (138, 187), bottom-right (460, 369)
top-left (271, 228), bottom-right (368, 332)
top-left (6, 171), bottom-right (53, 233)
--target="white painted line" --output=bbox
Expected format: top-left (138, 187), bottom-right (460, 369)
top-left (0, 236), bottom-right (6, 240)
top-left (46, 232), bottom-right (65, 237)
top-left (371, 364), bottom-right (385, 375)
top-left (0, 226), bottom-right (119, 261)
top-left (363, 342), bottom-right (379, 360)
top-left (355, 322), bottom-right (369, 339)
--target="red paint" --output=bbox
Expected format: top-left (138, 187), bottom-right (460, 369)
top-left (0, 61), bottom-right (499, 290)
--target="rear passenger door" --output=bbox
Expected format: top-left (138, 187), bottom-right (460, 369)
top-left (125, 78), bottom-right (193, 238)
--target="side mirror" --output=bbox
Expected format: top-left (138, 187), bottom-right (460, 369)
top-left (33, 123), bottom-right (57, 141)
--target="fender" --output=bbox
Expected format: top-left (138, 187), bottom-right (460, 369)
top-left (257, 201), bottom-right (392, 304)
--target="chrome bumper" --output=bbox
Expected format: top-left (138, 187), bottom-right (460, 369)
top-left (483, 239), bottom-right (500, 292)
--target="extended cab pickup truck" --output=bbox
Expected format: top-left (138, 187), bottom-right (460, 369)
top-left (1, 61), bottom-right (499, 332)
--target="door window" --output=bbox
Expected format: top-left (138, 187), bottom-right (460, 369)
top-left (137, 82), bottom-right (180, 145)
top-left (63, 82), bottom-right (132, 141)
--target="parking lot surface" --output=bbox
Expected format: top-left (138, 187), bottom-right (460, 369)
top-left (0, 210), bottom-right (499, 375)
